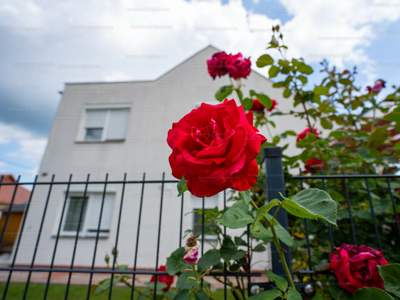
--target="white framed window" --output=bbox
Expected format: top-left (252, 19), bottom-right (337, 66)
top-left (80, 104), bottom-right (131, 142)
top-left (192, 194), bottom-right (219, 240)
top-left (61, 192), bottom-right (115, 237)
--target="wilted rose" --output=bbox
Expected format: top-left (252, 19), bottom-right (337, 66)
top-left (207, 52), bottom-right (228, 79)
top-left (327, 244), bottom-right (388, 294)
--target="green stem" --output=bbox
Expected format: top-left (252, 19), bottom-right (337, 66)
top-left (192, 264), bottom-right (214, 300)
top-left (249, 199), bottom-right (295, 289)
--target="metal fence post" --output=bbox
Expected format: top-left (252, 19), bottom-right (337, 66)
top-left (261, 146), bottom-right (292, 278)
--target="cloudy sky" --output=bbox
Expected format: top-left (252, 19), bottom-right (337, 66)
top-left (1, 0), bottom-right (400, 179)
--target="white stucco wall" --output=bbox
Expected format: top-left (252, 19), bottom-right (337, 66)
top-left (15, 46), bottom-right (308, 271)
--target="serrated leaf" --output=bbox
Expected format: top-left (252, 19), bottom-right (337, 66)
top-left (176, 271), bottom-right (198, 290)
top-left (313, 86), bottom-right (329, 96)
top-left (215, 85), bottom-right (233, 102)
top-left (283, 89), bottom-right (291, 98)
top-left (194, 290), bottom-right (211, 300)
top-left (240, 190), bottom-right (252, 206)
top-left (117, 264), bottom-right (128, 270)
top-left (280, 189), bottom-right (337, 226)
top-left (256, 54), bottom-right (274, 68)
top-left (243, 98), bottom-right (253, 111)
top-left (257, 93), bottom-right (272, 109)
top-left (268, 65), bottom-right (280, 78)
top-left (220, 237), bottom-right (246, 261)
top-left (250, 223), bottom-right (274, 243)
top-left (95, 275), bottom-right (130, 296)
top-left (177, 177), bottom-right (187, 197)
top-left (166, 247), bottom-right (191, 275)
top-left (248, 289), bottom-right (282, 300)
top-left (353, 287), bottom-right (394, 300)
top-left (265, 269), bottom-right (288, 292)
top-left (378, 264), bottom-right (400, 297)
top-left (197, 249), bottom-right (221, 273)
top-left (252, 199), bottom-right (280, 232)
top-left (297, 64), bottom-right (313, 75)
top-left (220, 208), bottom-right (254, 229)
top-left (173, 289), bottom-right (190, 300)
top-left (286, 287), bottom-right (302, 300)
top-left (321, 118), bottom-right (333, 129)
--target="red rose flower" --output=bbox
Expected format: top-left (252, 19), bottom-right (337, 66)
top-left (327, 244), bottom-right (388, 294)
top-left (167, 99), bottom-right (267, 197)
top-left (296, 128), bottom-right (319, 142)
top-left (267, 99), bottom-right (278, 112)
top-left (226, 53), bottom-right (252, 80)
top-left (243, 253), bottom-right (249, 272)
top-left (150, 265), bottom-right (174, 291)
top-left (251, 99), bottom-right (265, 118)
top-left (303, 158), bottom-right (326, 174)
top-left (207, 52), bottom-right (228, 79)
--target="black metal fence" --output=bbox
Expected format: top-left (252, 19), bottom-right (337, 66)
top-left (0, 146), bottom-right (399, 299)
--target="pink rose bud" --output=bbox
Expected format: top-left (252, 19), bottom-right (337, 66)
top-left (184, 249), bottom-right (199, 264)
top-left (372, 79), bottom-right (386, 93)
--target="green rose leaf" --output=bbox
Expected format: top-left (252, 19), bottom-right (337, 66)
top-left (268, 65), bottom-right (280, 78)
top-left (117, 264), bottom-right (128, 270)
top-left (215, 85), bottom-right (233, 102)
top-left (353, 287), bottom-right (394, 300)
top-left (257, 93), bottom-right (272, 109)
top-left (394, 142), bottom-right (400, 151)
top-left (177, 177), bottom-right (187, 197)
top-left (176, 271), bottom-right (198, 290)
top-left (384, 113), bottom-right (400, 126)
top-left (321, 117), bottom-right (333, 129)
top-left (95, 275), bottom-right (131, 296)
top-left (328, 276), bottom-right (352, 300)
top-left (280, 189), bottom-right (337, 226)
top-left (252, 199), bottom-right (280, 232)
top-left (311, 291), bottom-right (325, 300)
top-left (243, 98), bottom-right (254, 111)
top-left (240, 190), bottom-right (252, 206)
top-left (220, 237), bottom-right (246, 261)
top-left (220, 208), bottom-right (254, 229)
top-left (248, 289), bottom-right (282, 300)
top-left (197, 249), bottom-right (221, 273)
top-left (286, 287), bottom-right (302, 300)
top-left (297, 75), bottom-right (308, 84)
top-left (313, 86), bottom-right (329, 96)
top-left (283, 89), bottom-right (291, 98)
top-left (297, 64), bottom-right (314, 75)
top-left (173, 289), bottom-right (191, 300)
top-left (166, 247), bottom-right (191, 275)
top-left (265, 269), bottom-right (288, 292)
top-left (265, 214), bottom-right (293, 246)
top-left (250, 223), bottom-right (274, 243)
top-left (378, 264), bottom-right (400, 297)
top-left (194, 290), bottom-right (211, 300)
top-left (256, 54), bottom-right (274, 68)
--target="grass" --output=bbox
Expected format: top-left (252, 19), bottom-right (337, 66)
top-left (0, 282), bottom-right (236, 300)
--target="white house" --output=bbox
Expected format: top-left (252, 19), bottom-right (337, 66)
top-left (14, 46), bottom-right (308, 272)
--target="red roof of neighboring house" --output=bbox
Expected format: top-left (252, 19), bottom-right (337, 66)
top-left (0, 175), bottom-right (31, 205)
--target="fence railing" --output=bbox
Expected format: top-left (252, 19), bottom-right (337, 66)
top-left (0, 147), bottom-right (399, 299)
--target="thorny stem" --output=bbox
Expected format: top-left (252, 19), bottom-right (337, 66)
top-left (249, 199), bottom-right (295, 289)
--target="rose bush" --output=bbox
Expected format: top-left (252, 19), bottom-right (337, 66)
top-left (327, 244), bottom-right (388, 293)
top-left (167, 99), bottom-right (266, 197)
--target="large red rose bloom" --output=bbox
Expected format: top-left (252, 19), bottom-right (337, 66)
top-left (226, 53), bottom-right (251, 80)
top-left (327, 244), bottom-right (388, 294)
top-left (167, 99), bottom-right (267, 197)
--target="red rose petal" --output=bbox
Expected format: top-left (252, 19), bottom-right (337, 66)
top-left (231, 160), bottom-right (259, 191)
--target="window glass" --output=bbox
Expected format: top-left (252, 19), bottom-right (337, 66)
top-left (63, 197), bottom-right (88, 232)
top-left (85, 128), bottom-right (103, 141)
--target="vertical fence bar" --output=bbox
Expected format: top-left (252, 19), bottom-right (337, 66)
top-left (261, 147), bottom-right (292, 277)
top-left (23, 174), bottom-right (55, 300)
top-left (152, 173), bottom-right (165, 300)
top-left (384, 168), bottom-right (400, 239)
top-left (342, 168), bottom-right (357, 245)
top-left (0, 175), bottom-right (21, 247)
top-left (131, 173), bottom-right (146, 300)
top-left (179, 192), bottom-right (184, 248)
top-left (108, 173), bottom-right (127, 299)
top-left (43, 174), bottom-right (73, 300)
top-left (362, 167), bottom-right (381, 251)
top-left (2, 175), bottom-right (38, 300)
top-left (86, 173), bottom-right (109, 299)
top-left (201, 196), bottom-right (205, 287)
top-left (320, 169), bottom-right (334, 253)
top-left (64, 174), bottom-right (90, 300)
top-left (247, 224), bottom-right (251, 297)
